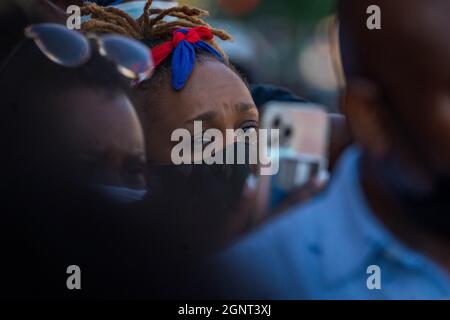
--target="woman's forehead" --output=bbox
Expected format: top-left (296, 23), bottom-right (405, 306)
top-left (169, 61), bottom-right (253, 110)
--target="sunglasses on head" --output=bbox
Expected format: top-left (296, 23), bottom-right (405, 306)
top-left (1, 23), bottom-right (153, 82)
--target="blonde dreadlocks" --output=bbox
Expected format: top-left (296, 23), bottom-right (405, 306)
top-left (81, 0), bottom-right (232, 59)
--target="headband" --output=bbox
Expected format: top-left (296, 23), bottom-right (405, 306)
top-left (151, 26), bottom-right (224, 90)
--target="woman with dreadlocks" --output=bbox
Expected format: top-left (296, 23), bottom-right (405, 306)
top-left (81, 0), bottom-right (260, 251)
top-left (81, 0), bottom-right (259, 164)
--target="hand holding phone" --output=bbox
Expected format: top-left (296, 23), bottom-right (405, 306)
top-left (261, 101), bottom-right (330, 209)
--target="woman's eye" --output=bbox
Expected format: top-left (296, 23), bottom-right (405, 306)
top-left (239, 124), bottom-right (259, 138)
top-left (240, 120), bottom-right (259, 133)
top-left (236, 123), bottom-right (259, 144)
top-left (242, 126), bottom-right (258, 134)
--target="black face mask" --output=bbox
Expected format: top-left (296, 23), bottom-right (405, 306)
top-left (147, 161), bottom-right (250, 213)
top-left (144, 143), bottom-right (252, 254)
top-left (148, 142), bottom-right (252, 206)
top-left (379, 156), bottom-right (450, 237)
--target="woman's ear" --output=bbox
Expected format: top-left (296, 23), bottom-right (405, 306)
top-left (342, 78), bottom-right (390, 159)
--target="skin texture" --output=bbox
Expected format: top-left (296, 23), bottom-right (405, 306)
top-left (54, 89), bottom-right (146, 189)
top-left (133, 59), bottom-right (259, 164)
top-left (339, 0), bottom-right (450, 272)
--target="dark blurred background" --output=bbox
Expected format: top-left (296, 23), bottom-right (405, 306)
top-left (183, 0), bottom-right (340, 111)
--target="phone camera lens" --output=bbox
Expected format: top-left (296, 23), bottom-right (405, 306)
top-left (284, 127), bottom-right (293, 138)
top-left (273, 116), bottom-right (281, 128)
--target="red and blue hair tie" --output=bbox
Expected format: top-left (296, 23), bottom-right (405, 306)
top-left (151, 26), bottom-right (224, 90)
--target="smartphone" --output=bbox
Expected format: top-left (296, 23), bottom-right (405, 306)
top-left (260, 101), bottom-right (330, 209)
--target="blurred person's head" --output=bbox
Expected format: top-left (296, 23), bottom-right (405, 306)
top-left (338, 0), bottom-right (450, 235)
top-left (0, 6), bottom-right (155, 298)
top-left (0, 32), bottom-right (146, 191)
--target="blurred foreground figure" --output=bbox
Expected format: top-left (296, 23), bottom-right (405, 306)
top-left (215, 0), bottom-right (450, 299)
top-left (0, 4), bottom-right (198, 299)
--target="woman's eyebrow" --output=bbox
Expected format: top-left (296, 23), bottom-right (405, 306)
top-left (184, 110), bottom-right (218, 124)
top-left (234, 102), bottom-right (257, 113)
